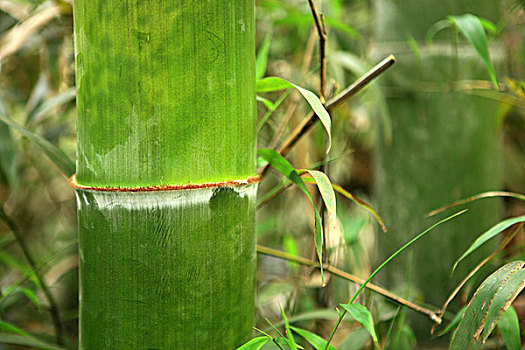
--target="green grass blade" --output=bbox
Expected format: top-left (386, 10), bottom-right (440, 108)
top-left (0, 108), bottom-right (75, 177)
top-left (258, 149), bottom-right (324, 283)
top-left (256, 96), bottom-right (275, 111)
top-left (450, 14), bottom-right (497, 88)
top-left (450, 261), bottom-right (525, 349)
top-left (498, 306), bottom-right (521, 350)
top-left (280, 306), bottom-right (297, 350)
top-left (236, 336), bottom-right (270, 350)
top-left (257, 77), bottom-right (331, 153)
top-left (340, 303), bottom-right (378, 344)
top-left (0, 334), bottom-right (65, 350)
top-left (256, 32), bottom-right (272, 80)
top-left (452, 215), bottom-right (525, 272)
top-left (290, 326), bottom-right (336, 350)
top-left (349, 210), bottom-right (466, 304)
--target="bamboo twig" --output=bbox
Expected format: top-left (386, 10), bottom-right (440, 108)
top-left (277, 55), bottom-right (395, 158)
top-left (306, 0), bottom-right (327, 102)
top-left (256, 244), bottom-right (441, 323)
top-left (426, 191), bottom-right (525, 217)
top-left (0, 206), bottom-right (64, 345)
top-left (430, 223), bottom-right (524, 335)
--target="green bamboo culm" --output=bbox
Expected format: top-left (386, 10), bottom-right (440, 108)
top-left (372, 0), bottom-right (503, 339)
top-left (73, 1), bottom-right (256, 349)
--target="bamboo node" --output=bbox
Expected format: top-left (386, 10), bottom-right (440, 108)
top-left (68, 174), bottom-right (261, 192)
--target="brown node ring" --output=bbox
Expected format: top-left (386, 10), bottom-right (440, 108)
top-left (69, 174), bottom-right (261, 192)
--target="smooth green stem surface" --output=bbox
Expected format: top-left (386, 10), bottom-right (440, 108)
top-left (73, 1), bottom-right (257, 349)
top-left (77, 187), bottom-right (256, 349)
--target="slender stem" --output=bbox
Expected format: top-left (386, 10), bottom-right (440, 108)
top-left (256, 245), bottom-right (440, 321)
top-left (431, 223), bottom-right (524, 334)
top-left (322, 210), bottom-right (465, 350)
top-left (306, 0), bottom-right (327, 102)
top-left (426, 191), bottom-right (525, 217)
top-left (0, 206), bottom-right (64, 345)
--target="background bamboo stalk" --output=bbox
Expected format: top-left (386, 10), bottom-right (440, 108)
top-left (372, 0), bottom-right (504, 338)
top-left (73, 1), bottom-right (257, 348)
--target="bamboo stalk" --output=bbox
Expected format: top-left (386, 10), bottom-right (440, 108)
top-left (73, 1), bottom-right (256, 348)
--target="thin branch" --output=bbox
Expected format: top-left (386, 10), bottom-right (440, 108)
top-left (430, 223), bottom-right (524, 335)
top-left (256, 244), bottom-right (441, 323)
top-left (426, 191), bottom-right (525, 217)
top-left (276, 55), bottom-right (395, 159)
top-left (0, 206), bottom-right (64, 346)
top-left (306, 0), bottom-right (327, 102)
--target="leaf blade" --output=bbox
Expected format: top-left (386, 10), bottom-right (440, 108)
top-left (290, 326), bottom-right (336, 350)
top-left (236, 336), bottom-right (270, 350)
top-left (257, 77), bottom-right (332, 153)
top-left (453, 215), bottom-right (525, 272)
top-left (340, 303), bottom-right (378, 344)
top-left (450, 14), bottom-right (497, 88)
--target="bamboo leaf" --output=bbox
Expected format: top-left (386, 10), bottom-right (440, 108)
top-left (0, 107), bottom-right (75, 177)
top-left (0, 320), bottom-right (31, 337)
top-left (280, 306), bottom-right (297, 350)
top-left (256, 95), bottom-right (275, 111)
top-left (302, 177), bottom-right (387, 233)
top-left (299, 170), bottom-right (336, 215)
top-left (450, 261), bottom-right (525, 350)
top-left (236, 336), bottom-right (270, 350)
top-left (0, 334), bottom-right (65, 350)
top-left (452, 215), bottom-right (525, 272)
top-left (256, 32), bottom-right (272, 80)
top-left (290, 326), bottom-right (336, 350)
top-left (498, 306), bottom-right (520, 350)
top-left (449, 14), bottom-right (497, 88)
top-left (257, 77), bottom-right (332, 152)
top-left (258, 149), bottom-right (324, 283)
top-left (340, 303), bottom-right (378, 344)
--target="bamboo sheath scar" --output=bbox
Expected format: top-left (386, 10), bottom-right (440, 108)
top-left (73, 1), bottom-right (257, 349)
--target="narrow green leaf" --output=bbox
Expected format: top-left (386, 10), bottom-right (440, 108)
top-left (290, 326), bottom-right (336, 350)
top-left (453, 215), bottom-right (525, 272)
top-left (302, 177), bottom-right (387, 233)
top-left (256, 95), bottom-right (275, 111)
top-left (299, 170), bottom-right (336, 215)
top-left (347, 210), bottom-right (466, 307)
top-left (340, 303), bottom-right (378, 343)
top-left (256, 32), bottom-right (272, 80)
top-left (258, 149), bottom-right (324, 283)
top-left (0, 108), bottom-right (75, 177)
top-left (498, 306), bottom-right (521, 350)
top-left (0, 320), bottom-right (31, 337)
top-left (436, 306), bottom-right (466, 337)
top-left (450, 14), bottom-right (497, 88)
top-left (280, 306), bottom-right (297, 350)
top-left (450, 261), bottom-right (525, 350)
top-left (257, 77), bottom-right (332, 153)
top-left (27, 88), bottom-right (76, 125)
top-left (236, 336), bottom-right (270, 350)
top-left (2, 286), bottom-right (40, 307)
top-left (0, 334), bottom-right (65, 350)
